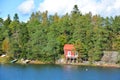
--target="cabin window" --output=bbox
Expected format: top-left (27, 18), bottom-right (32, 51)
top-left (75, 52), bottom-right (78, 58)
top-left (75, 52), bottom-right (78, 56)
top-left (67, 51), bottom-right (71, 56)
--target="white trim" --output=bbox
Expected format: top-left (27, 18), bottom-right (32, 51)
top-left (67, 51), bottom-right (71, 57)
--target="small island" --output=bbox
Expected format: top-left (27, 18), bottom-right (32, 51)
top-left (0, 5), bottom-right (120, 68)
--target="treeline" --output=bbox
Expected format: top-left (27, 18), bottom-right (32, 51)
top-left (0, 5), bottom-right (120, 62)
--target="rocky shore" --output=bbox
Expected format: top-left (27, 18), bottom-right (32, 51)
top-left (0, 54), bottom-right (120, 68)
top-left (56, 61), bottom-right (120, 68)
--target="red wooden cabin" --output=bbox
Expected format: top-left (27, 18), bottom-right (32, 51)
top-left (64, 44), bottom-right (78, 59)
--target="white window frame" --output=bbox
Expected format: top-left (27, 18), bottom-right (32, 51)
top-left (67, 51), bottom-right (71, 57)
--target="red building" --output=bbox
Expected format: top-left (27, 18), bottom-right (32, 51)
top-left (64, 44), bottom-right (78, 59)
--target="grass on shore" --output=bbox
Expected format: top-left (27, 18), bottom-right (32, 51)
top-left (0, 56), bottom-right (12, 63)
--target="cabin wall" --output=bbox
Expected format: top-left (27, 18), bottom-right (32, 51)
top-left (64, 49), bottom-right (76, 58)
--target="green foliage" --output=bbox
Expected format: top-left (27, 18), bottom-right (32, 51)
top-left (2, 37), bottom-right (9, 53)
top-left (4, 15), bottom-right (11, 27)
top-left (0, 5), bottom-right (120, 63)
top-left (14, 13), bottom-right (19, 22)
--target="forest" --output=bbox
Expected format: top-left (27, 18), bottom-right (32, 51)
top-left (0, 5), bottom-right (120, 63)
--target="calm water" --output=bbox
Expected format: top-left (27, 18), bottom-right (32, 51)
top-left (0, 64), bottom-right (120, 80)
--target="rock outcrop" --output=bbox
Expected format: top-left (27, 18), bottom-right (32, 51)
top-left (101, 51), bottom-right (120, 63)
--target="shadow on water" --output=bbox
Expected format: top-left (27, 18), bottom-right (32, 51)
top-left (0, 64), bottom-right (120, 80)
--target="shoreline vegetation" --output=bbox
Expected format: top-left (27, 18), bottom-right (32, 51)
top-left (0, 56), bottom-right (120, 68)
top-left (0, 5), bottom-right (120, 69)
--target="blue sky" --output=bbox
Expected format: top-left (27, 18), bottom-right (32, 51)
top-left (0, 0), bottom-right (120, 22)
top-left (0, 0), bottom-right (43, 22)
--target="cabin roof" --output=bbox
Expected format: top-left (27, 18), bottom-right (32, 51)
top-left (64, 44), bottom-right (75, 50)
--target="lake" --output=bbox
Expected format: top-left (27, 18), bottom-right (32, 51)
top-left (0, 64), bottom-right (120, 80)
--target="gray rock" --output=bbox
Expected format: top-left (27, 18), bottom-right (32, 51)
top-left (101, 51), bottom-right (120, 64)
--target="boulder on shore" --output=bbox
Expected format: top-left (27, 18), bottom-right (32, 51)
top-left (101, 51), bottom-right (120, 64)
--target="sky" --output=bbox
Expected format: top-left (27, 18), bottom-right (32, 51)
top-left (0, 0), bottom-right (120, 22)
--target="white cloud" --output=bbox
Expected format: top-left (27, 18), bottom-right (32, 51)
top-left (38, 0), bottom-right (76, 15)
top-left (18, 0), bottom-right (34, 14)
top-left (38, 0), bottom-right (120, 17)
top-left (96, 0), bottom-right (120, 17)
top-left (3, 16), bottom-right (7, 21)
